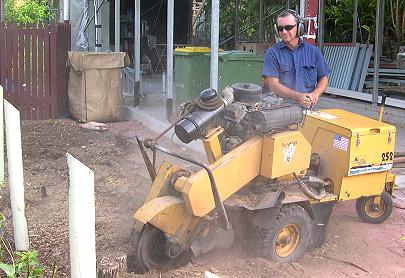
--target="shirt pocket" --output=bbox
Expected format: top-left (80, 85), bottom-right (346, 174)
top-left (279, 64), bottom-right (291, 83)
top-left (303, 64), bottom-right (317, 88)
top-left (280, 64), bottom-right (290, 73)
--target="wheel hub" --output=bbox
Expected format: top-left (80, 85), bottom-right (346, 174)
top-left (165, 242), bottom-right (183, 259)
top-left (275, 224), bottom-right (300, 258)
top-left (365, 198), bottom-right (385, 218)
top-left (371, 204), bottom-right (380, 212)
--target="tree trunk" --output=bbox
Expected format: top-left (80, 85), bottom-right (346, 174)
top-left (97, 257), bottom-right (119, 278)
top-left (115, 253), bottom-right (127, 272)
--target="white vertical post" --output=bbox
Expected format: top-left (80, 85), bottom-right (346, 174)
top-left (299, 0), bottom-right (305, 17)
top-left (210, 0), bottom-right (219, 92)
top-left (4, 100), bottom-right (29, 251)
top-left (63, 0), bottom-right (70, 22)
top-left (0, 86), bottom-right (4, 187)
top-left (94, 0), bottom-right (101, 52)
top-left (162, 71), bottom-right (166, 95)
top-left (133, 0), bottom-right (141, 105)
top-left (114, 0), bottom-right (120, 51)
top-left (1, 0), bottom-right (5, 22)
top-left (134, 0), bottom-right (141, 82)
top-left (67, 153), bottom-right (96, 278)
top-left (167, 0), bottom-right (174, 121)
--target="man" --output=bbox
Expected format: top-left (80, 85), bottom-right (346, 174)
top-left (262, 9), bottom-right (330, 108)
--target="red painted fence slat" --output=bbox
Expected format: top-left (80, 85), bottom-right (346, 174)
top-left (12, 24), bottom-right (19, 108)
top-left (37, 24), bottom-right (44, 120)
top-left (42, 24), bottom-right (51, 120)
top-left (4, 24), bottom-right (14, 103)
top-left (49, 25), bottom-right (58, 118)
top-left (0, 24), bottom-right (6, 92)
top-left (31, 25), bottom-right (39, 120)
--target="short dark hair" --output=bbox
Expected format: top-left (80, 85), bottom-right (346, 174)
top-left (277, 9), bottom-right (299, 24)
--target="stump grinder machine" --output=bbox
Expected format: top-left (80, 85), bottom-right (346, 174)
top-left (130, 83), bottom-right (396, 273)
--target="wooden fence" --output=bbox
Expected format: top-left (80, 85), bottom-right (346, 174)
top-left (0, 23), bottom-right (70, 120)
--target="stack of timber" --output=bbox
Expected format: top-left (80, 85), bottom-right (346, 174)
top-left (394, 151), bottom-right (405, 168)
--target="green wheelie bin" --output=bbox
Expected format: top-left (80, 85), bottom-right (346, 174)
top-left (174, 47), bottom-right (211, 110)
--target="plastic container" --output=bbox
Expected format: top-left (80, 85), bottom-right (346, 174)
top-left (174, 47), bottom-right (211, 110)
top-left (217, 51), bottom-right (264, 93)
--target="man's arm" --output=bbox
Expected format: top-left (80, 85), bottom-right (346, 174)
top-left (264, 76), bottom-right (312, 107)
top-left (307, 76), bottom-right (328, 105)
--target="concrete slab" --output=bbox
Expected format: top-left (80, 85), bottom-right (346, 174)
top-left (121, 95), bottom-right (204, 154)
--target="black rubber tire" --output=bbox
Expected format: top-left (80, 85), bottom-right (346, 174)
top-left (256, 204), bottom-right (312, 263)
top-left (355, 191), bottom-right (393, 224)
top-left (135, 224), bottom-right (191, 272)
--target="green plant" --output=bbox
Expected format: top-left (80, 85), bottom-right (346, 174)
top-left (0, 211), bottom-right (44, 277)
top-left (325, 0), bottom-right (405, 58)
top-left (14, 250), bottom-right (44, 277)
top-left (0, 213), bottom-right (5, 261)
top-left (0, 241), bottom-right (44, 277)
top-left (4, 0), bottom-right (54, 24)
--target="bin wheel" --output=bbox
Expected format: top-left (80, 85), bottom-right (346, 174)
top-left (134, 224), bottom-right (191, 273)
top-left (255, 204), bottom-right (312, 263)
top-left (355, 191), bottom-right (393, 224)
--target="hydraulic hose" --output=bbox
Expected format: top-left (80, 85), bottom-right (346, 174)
top-left (293, 173), bottom-right (326, 200)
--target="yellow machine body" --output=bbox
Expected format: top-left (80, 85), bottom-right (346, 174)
top-left (134, 109), bottom-right (396, 246)
top-left (300, 109), bottom-right (396, 200)
top-left (175, 136), bottom-right (263, 217)
top-left (260, 131), bottom-right (311, 179)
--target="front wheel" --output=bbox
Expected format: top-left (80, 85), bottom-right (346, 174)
top-left (134, 224), bottom-right (191, 273)
top-left (255, 204), bottom-right (312, 263)
top-left (355, 191), bottom-right (393, 224)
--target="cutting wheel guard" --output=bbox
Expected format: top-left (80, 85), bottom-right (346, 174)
top-left (136, 136), bottom-right (230, 231)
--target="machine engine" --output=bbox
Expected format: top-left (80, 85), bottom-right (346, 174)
top-left (174, 83), bottom-right (304, 152)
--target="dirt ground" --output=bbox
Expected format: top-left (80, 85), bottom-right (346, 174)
top-left (0, 119), bottom-right (404, 278)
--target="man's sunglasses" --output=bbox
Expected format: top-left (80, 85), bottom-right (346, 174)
top-left (277, 24), bottom-right (296, 32)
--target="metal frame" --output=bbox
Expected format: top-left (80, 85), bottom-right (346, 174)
top-left (325, 87), bottom-right (405, 109)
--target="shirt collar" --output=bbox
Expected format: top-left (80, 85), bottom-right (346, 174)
top-left (276, 37), bottom-right (304, 49)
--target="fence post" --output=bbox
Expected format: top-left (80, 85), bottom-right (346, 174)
top-left (56, 23), bottom-right (71, 117)
top-left (4, 100), bottom-right (29, 251)
top-left (67, 153), bottom-right (97, 278)
top-left (49, 23), bottom-right (71, 119)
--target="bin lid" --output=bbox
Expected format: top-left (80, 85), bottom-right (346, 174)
top-left (216, 51), bottom-right (263, 61)
top-left (68, 51), bottom-right (130, 71)
top-left (175, 46), bottom-right (212, 55)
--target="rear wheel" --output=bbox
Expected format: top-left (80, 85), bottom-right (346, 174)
top-left (355, 191), bottom-right (393, 224)
top-left (134, 224), bottom-right (191, 273)
top-left (255, 204), bottom-right (312, 262)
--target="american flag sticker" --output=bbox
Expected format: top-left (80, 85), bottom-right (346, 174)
top-left (333, 134), bottom-right (349, 151)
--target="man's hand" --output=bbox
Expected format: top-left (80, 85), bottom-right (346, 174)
top-left (307, 76), bottom-right (328, 106)
top-left (307, 92), bottom-right (320, 106)
top-left (296, 93), bottom-right (312, 108)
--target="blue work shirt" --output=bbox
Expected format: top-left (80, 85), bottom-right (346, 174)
top-left (262, 39), bottom-right (330, 94)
